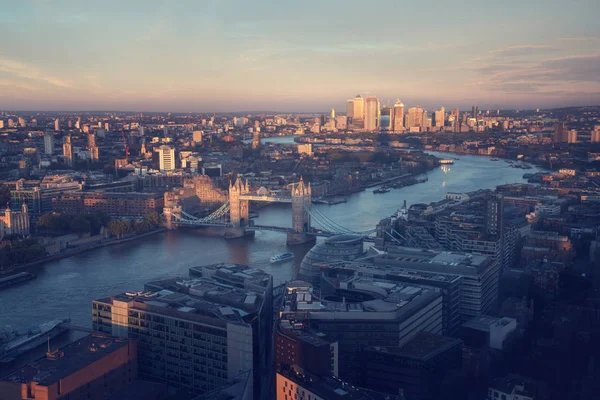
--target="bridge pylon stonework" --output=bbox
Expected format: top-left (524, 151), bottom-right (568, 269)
top-left (229, 177), bottom-right (250, 228)
top-left (287, 177), bottom-right (316, 245)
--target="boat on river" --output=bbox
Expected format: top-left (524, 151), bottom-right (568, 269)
top-left (270, 253), bottom-right (294, 263)
top-left (373, 188), bottom-right (390, 194)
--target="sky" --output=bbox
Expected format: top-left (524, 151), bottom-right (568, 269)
top-left (0, 0), bottom-right (599, 112)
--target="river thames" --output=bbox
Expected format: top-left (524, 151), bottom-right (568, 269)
top-left (0, 150), bottom-right (543, 328)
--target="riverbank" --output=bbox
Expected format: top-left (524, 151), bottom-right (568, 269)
top-left (0, 228), bottom-right (166, 277)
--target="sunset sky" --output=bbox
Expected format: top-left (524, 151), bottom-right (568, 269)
top-left (1, 0), bottom-right (599, 112)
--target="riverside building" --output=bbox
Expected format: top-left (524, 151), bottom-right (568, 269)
top-left (92, 263), bottom-right (272, 399)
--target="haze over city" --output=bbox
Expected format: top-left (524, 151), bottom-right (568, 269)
top-left (1, 0), bottom-right (600, 112)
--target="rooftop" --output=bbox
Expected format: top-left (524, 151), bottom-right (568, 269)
top-left (367, 332), bottom-right (462, 361)
top-left (371, 247), bottom-right (495, 276)
top-left (97, 270), bottom-right (267, 327)
top-left (1, 334), bottom-right (131, 386)
top-left (279, 278), bottom-right (440, 324)
top-left (279, 367), bottom-right (401, 400)
top-left (188, 263), bottom-right (272, 290)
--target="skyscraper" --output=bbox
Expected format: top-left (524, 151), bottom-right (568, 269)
top-left (567, 129), bottom-right (577, 143)
top-left (44, 132), bottom-right (55, 155)
top-left (472, 105), bottom-right (479, 120)
top-left (364, 96), bottom-right (379, 132)
top-left (346, 94), bottom-right (365, 123)
top-left (484, 192), bottom-right (504, 238)
top-left (330, 108), bottom-right (336, 119)
top-left (63, 135), bottom-right (73, 166)
top-left (392, 100), bottom-right (404, 132)
top-left (434, 107), bottom-right (445, 128)
top-left (406, 106), bottom-right (424, 129)
top-left (158, 145), bottom-right (175, 171)
top-left (553, 122), bottom-right (568, 143)
top-left (88, 133), bottom-right (99, 161)
top-left (54, 118), bottom-right (60, 131)
top-left (380, 106), bottom-right (392, 131)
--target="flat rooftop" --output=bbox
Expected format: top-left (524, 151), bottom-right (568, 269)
top-left (368, 332), bottom-right (462, 361)
top-left (279, 278), bottom-right (440, 323)
top-left (189, 263), bottom-right (272, 290)
top-left (96, 275), bottom-right (266, 327)
top-left (371, 247), bottom-right (495, 276)
top-left (1, 334), bottom-right (130, 386)
top-left (279, 368), bottom-right (400, 400)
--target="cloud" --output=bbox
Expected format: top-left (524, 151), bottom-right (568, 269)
top-left (0, 58), bottom-right (72, 88)
top-left (471, 39), bottom-right (600, 97)
top-left (490, 45), bottom-right (555, 57)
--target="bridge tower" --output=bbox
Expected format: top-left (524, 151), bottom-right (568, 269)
top-left (287, 177), bottom-right (316, 245)
top-left (229, 177), bottom-right (250, 228)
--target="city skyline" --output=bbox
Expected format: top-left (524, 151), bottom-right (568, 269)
top-left (1, 0), bottom-right (599, 112)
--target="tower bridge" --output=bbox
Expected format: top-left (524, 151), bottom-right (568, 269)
top-left (165, 176), bottom-right (374, 245)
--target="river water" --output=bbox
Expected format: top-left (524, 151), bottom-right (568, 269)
top-left (0, 146), bottom-right (543, 328)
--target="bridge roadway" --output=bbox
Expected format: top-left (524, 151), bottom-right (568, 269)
top-left (238, 194), bottom-right (292, 203)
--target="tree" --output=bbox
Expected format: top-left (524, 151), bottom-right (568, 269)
top-left (70, 215), bottom-right (91, 235)
top-left (143, 212), bottom-right (162, 228)
top-left (107, 220), bottom-right (131, 239)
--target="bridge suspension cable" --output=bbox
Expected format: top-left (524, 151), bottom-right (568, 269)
top-left (305, 205), bottom-right (376, 236)
top-left (175, 201), bottom-right (231, 224)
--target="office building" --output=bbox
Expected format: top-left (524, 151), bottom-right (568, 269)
top-left (567, 129), bottom-right (577, 143)
top-left (360, 332), bottom-right (462, 400)
top-left (62, 135), bottom-right (73, 166)
top-left (278, 279), bottom-right (443, 383)
top-left (18, 117), bottom-right (26, 127)
top-left (462, 316), bottom-right (517, 351)
top-left (406, 106), bottom-right (424, 129)
top-left (0, 334), bottom-right (137, 400)
top-left (335, 115), bottom-right (347, 130)
top-left (330, 108), bottom-right (335, 119)
top-left (298, 234), bottom-right (365, 287)
top-left (346, 94), bottom-right (364, 122)
top-left (0, 120), bottom-right (4, 129)
top-left (43, 132), bottom-right (54, 155)
top-left (54, 118), bottom-right (60, 131)
top-left (553, 121), bottom-right (568, 143)
top-left (486, 374), bottom-right (537, 400)
top-left (326, 247), bottom-right (499, 333)
top-left (364, 96), bottom-right (379, 132)
top-left (392, 100), bottom-right (404, 132)
top-left (592, 125), bottom-right (600, 143)
top-left (158, 145), bottom-right (175, 171)
top-left (380, 106), bottom-right (392, 131)
top-left (434, 107), bottom-right (445, 127)
top-left (484, 192), bottom-right (504, 237)
top-left (88, 133), bottom-right (99, 161)
top-left (276, 366), bottom-right (400, 400)
top-left (75, 117), bottom-right (81, 129)
top-left (472, 105), bottom-right (478, 120)
top-left (93, 263), bottom-right (273, 399)
top-left (7, 119), bottom-right (15, 128)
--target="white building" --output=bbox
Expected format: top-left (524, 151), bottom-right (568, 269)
top-left (158, 145), bottom-right (175, 171)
